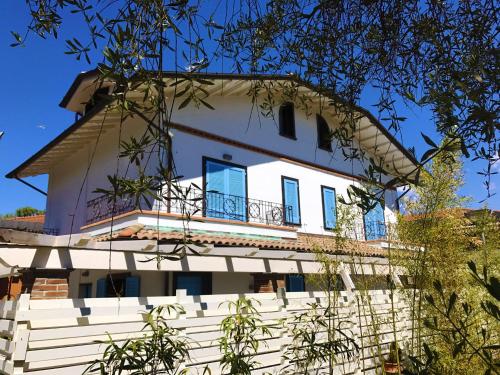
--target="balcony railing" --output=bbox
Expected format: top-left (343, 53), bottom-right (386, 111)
top-left (86, 186), bottom-right (293, 227)
top-left (86, 196), bottom-right (136, 224)
top-left (332, 220), bottom-right (387, 242)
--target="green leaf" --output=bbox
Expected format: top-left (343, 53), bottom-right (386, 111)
top-left (447, 292), bottom-right (457, 315)
top-left (421, 132), bottom-right (438, 148)
top-left (178, 95), bottom-right (191, 110)
top-left (421, 147), bottom-right (437, 162)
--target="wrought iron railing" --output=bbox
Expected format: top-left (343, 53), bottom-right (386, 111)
top-left (86, 196), bottom-right (136, 224)
top-left (327, 220), bottom-right (387, 241)
top-left (86, 186), bottom-right (293, 227)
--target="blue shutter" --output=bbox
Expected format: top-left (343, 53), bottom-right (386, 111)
top-left (205, 160), bottom-right (226, 219)
top-left (227, 167), bottom-right (247, 221)
top-left (364, 201), bottom-right (386, 240)
top-left (286, 275), bottom-right (305, 292)
top-left (125, 276), bottom-right (140, 297)
top-left (283, 178), bottom-right (300, 224)
top-left (322, 187), bottom-right (337, 229)
top-left (205, 159), bottom-right (247, 221)
top-left (176, 274), bottom-right (202, 296)
top-left (96, 278), bottom-right (107, 298)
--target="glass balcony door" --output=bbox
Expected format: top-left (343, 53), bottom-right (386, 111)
top-left (204, 158), bottom-right (247, 222)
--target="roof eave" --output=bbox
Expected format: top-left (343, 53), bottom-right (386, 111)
top-left (59, 69), bottom-right (100, 108)
top-left (14, 71), bottom-right (420, 181)
top-left (5, 101), bottom-right (109, 179)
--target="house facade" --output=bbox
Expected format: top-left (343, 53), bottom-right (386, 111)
top-left (0, 71), bottom-right (418, 300)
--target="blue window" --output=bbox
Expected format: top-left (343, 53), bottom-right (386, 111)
top-left (286, 274), bottom-right (305, 292)
top-left (78, 283), bottom-right (92, 298)
top-left (96, 274), bottom-right (140, 297)
top-left (282, 177), bottom-right (301, 225)
top-left (204, 158), bottom-right (247, 222)
top-left (125, 276), bottom-right (140, 297)
top-left (321, 186), bottom-right (337, 230)
top-left (174, 272), bottom-right (212, 296)
top-left (363, 201), bottom-right (386, 240)
top-left (96, 278), bottom-right (107, 298)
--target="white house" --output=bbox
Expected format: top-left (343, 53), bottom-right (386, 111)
top-left (0, 71), bottom-right (418, 300)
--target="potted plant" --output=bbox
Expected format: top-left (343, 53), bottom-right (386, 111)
top-left (384, 341), bottom-right (403, 374)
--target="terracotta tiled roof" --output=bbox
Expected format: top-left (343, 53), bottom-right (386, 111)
top-left (5, 214), bottom-right (45, 223)
top-left (95, 225), bottom-right (387, 257)
top-left (404, 208), bottom-right (500, 222)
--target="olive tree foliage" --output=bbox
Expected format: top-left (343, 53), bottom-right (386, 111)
top-left (15, 0), bottom-right (228, 259)
top-left (217, 298), bottom-right (272, 375)
top-left (85, 304), bottom-right (191, 375)
top-left (395, 148), bottom-right (500, 374)
top-left (221, 0), bottom-right (499, 204)
top-left (12, 0), bottom-right (499, 214)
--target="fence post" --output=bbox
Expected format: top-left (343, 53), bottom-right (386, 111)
top-left (339, 262), bottom-right (356, 292)
top-left (275, 287), bottom-right (289, 371)
top-left (11, 293), bottom-right (30, 374)
top-left (339, 262), bottom-right (363, 375)
top-left (276, 287), bottom-right (286, 304)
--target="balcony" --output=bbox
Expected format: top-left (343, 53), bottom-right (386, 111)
top-left (86, 186), bottom-right (293, 227)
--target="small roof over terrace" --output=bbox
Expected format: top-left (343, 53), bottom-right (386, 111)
top-left (6, 71), bottom-right (420, 183)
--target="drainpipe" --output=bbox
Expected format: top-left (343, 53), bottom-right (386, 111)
top-left (15, 177), bottom-right (47, 196)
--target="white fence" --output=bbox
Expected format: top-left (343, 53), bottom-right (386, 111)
top-left (0, 289), bottom-right (412, 375)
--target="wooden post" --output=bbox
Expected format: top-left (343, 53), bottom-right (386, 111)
top-left (339, 262), bottom-right (356, 292)
top-left (12, 293), bottom-right (30, 374)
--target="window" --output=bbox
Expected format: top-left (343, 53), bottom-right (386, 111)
top-left (321, 186), bottom-right (337, 230)
top-left (317, 114), bottom-right (332, 151)
top-left (286, 274), bottom-right (305, 292)
top-left (282, 177), bottom-right (301, 225)
top-left (174, 272), bottom-right (212, 296)
top-left (204, 157), bottom-right (247, 222)
top-left (363, 201), bottom-right (386, 240)
top-left (279, 102), bottom-right (296, 139)
top-left (78, 283), bottom-right (92, 298)
top-left (96, 274), bottom-right (140, 297)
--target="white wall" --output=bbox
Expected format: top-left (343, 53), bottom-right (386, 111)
top-left (69, 270), bottom-right (255, 296)
top-left (45, 116), bottom-right (154, 234)
top-left (212, 272), bottom-right (253, 294)
top-left (45, 93), bottom-right (399, 235)
top-left (68, 269), bottom-right (167, 298)
top-left (168, 95), bottom-right (372, 177)
top-left (173, 129), bottom-right (398, 236)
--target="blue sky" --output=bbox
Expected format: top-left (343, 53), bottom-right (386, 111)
top-left (0, 1), bottom-right (498, 215)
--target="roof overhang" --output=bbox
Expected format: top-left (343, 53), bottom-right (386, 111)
top-left (8, 72), bottom-right (420, 183)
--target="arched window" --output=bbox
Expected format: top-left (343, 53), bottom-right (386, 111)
top-left (317, 114), bottom-right (332, 151)
top-left (279, 102), bottom-right (296, 139)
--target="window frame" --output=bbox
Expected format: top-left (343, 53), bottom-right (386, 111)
top-left (281, 176), bottom-right (301, 226)
top-left (316, 114), bottom-right (332, 151)
top-left (321, 185), bottom-right (338, 230)
top-left (202, 156), bottom-right (248, 221)
top-left (278, 102), bottom-right (296, 140)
